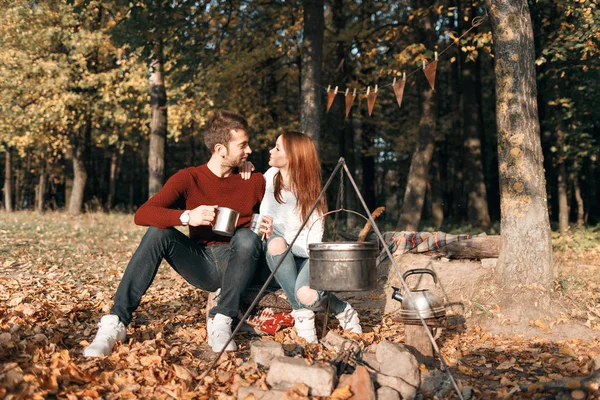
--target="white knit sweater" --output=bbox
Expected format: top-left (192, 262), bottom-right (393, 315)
top-left (259, 167), bottom-right (324, 257)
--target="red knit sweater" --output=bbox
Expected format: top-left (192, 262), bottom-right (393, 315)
top-left (134, 164), bottom-right (265, 245)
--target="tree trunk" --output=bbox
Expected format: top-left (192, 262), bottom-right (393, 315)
top-left (148, 50), bottom-right (167, 198)
top-left (15, 159), bottom-right (23, 210)
top-left (35, 156), bottom-right (47, 213)
top-left (487, 0), bottom-right (553, 288)
top-left (430, 149), bottom-right (444, 229)
top-left (3, 147), bottom-right (12, 212)
top-left (64, 145), bottom-right (74, 211)
top-left (68, 122), bottom-right (90, 216)
top-left (396, 3), bottom-right (437, 232)
top-left (461, 18), bottom-right (491, 230)
top-left (362, 133), bottom-right (376, 211)
top-left (396, 87), bottom-right (437, 231)
top-left (332, 0), bottom-right (357, 229)
top-left (107, 148), bottom-right (119, 210)
top-left (556, 126), bottom-right (569, 235)
top-left (300, 0), bottom-right (323, 145)
top-left (572, 161), bottom-right (585, 226)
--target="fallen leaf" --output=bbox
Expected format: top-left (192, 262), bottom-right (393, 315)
top-left (330, 385), bottom-right (353, 399)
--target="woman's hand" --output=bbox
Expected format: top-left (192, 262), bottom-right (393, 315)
top-left (240, 161), bottom-right (255, 180)
top-left (261, 215), bottom-right (273, 240)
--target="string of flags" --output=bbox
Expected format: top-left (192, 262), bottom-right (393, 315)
top-left (323, 12), bottom-right (487, 118)
top-left (326, 52), bottom-right (438, 118)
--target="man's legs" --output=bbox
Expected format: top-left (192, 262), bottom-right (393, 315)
top-left (111, 227), bottom-right (220, 325)
top-left (206, 228), bottom-right (263, 352)
top-left (208, 228), bottom-right (263, 318)
top-left (85, 227), bottom-right (220, 357)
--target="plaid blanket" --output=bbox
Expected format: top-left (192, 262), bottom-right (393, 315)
top-left (378, 231), bottom-right (477, 263)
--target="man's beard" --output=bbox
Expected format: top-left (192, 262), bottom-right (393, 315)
top-left (223, 150), bottom-right (245, 168)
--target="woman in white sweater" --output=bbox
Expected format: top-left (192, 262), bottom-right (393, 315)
top-left (259, 131), bottom-right (362, 343)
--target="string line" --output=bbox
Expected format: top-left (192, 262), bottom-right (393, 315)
top-left (311, 11), bottom-right (488, 96)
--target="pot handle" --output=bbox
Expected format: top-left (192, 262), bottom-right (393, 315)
top-left (305, 208), bottom-right (377, 249)
top-left (402, 268), bottom-right (438, 284)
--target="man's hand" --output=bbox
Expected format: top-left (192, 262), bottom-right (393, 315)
top-left (189, 205), bottom-right (217, 227)
top-left (261, 215), bottom-right (274, 240)
top-left (240, 161), bottom-right (255, 180)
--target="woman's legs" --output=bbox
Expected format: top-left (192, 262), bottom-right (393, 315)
top-left (295, 261), bottom-right (362, 333)
top-left (265, 236), bottom-right (302, 310)
top-left (294, 260), bottom-right (346, 314)
top-left (265, 237), bottom-right (317, 343)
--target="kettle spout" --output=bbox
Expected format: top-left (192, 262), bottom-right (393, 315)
top-left (391, 286), bottom-right (404, 303)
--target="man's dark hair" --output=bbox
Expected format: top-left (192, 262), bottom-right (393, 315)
top-left (204, 110), bottom-right (249, 153)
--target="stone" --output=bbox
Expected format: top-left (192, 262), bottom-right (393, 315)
top-left (376, 386), bottom-right (400, 400)
top-left (420, 369), bottom-right (452, 398)
top-left (462, 385), bottom-right (474, 400)
top-left (361, 351), bottom-right (380, 371)
top-left (375, 373), bottom-right (418, 400)
top-left (481, 258), bottom-right (498, 269)
top-left (2, 369), bottom-right (23, 391)
top-left (250, 340), bottom-right (284, 367)
top-left (0, 332), bottom-right (11, 346)
top-left (375, 341), bottom-right (420, 388)
top-left (237, 386), bottom-right (287, 400)
top-left (205, 289), bottom-right (220, 326)
top-left (593, 354), bottom-right (600, 371)
top-left (336, 366), bottom-right (375, 400)
top-left (321, 331), bottom-right (360, 354)
top-left (266, 356), bottom-right (336, 397)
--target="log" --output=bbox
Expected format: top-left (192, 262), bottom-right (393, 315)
top-left (339, 232), bottom-right (500, 260)
top-left (404, 325), bottom-right (435, 367)
top-left (419, 236), bottom-right (500, 259)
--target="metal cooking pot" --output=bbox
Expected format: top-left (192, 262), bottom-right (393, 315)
top-left (309, 242), bottom-right (378, 291)
top-left (212, 207), bottom-right (240, 237)
top-left (391, 269), bottom-right (445, 319)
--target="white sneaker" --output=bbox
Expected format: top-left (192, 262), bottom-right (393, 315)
top-left (336, 303), bottom-right (362, 334)
top-left (83, 315), bottom-right (127, 357)
top-left (207, 313), bottom-right (236, 352)
top-left (292, 309), bottom-right (318, 344)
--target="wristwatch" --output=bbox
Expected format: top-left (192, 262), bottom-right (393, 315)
top-left (180, 210), bottom-right (190, 226)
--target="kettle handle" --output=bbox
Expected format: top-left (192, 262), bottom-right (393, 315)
top-left (402, 268), bottom-right (438, 284)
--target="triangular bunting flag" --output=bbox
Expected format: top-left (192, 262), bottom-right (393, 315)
top-left (423, 52), bottom-right (438, 90)
top-left (392, 75), bottom-right (407, 108)
top-left (344, 88), bottom-right (356, 118)
top-left (366, 85), bottom-right (378, 116)
top-left (326, 86), bottom-right (338, 113)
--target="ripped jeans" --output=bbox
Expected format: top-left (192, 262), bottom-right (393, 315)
top-left (265, 235), bottom-right (346, 314)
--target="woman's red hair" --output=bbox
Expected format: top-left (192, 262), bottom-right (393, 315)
top-left (274, 131), bottom-right (327, 221)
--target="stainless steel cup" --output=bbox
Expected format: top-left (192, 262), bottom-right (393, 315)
top-left (212, 207), bottom-right (240, 237)
top-left (249, 214), bottom-right (264, 237)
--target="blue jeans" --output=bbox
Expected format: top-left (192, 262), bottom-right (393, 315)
top-left (265, 235), bottom-right (346, 314)
top-left (110, 227), bottom-right (264, 325)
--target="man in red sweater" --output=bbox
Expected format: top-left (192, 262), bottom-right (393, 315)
top-left (83, 110), bottom-right (272, 356)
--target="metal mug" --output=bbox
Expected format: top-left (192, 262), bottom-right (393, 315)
top-left (249, 214), bottom-right (265, 237)
top-left (212, 207), bottom-right (240, 237)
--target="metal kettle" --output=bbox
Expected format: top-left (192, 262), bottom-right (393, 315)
top-left (391, 269), bottom-right (446, 319)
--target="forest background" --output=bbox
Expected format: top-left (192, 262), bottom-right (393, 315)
top-left (0, 0), bottom-right (598, 236)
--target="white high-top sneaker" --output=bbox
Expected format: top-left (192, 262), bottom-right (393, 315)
top-left (336, 303), bottom-right (362, 334)
top-left (83, 315), bottom-right (127, 357)
top-left (207, 313), bottom-right (237, 352)
top-left (291, 309), bottom-right (318, 344)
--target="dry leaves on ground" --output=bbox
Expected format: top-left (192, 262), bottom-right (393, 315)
top-left (1, 212), bottom-right (599, 399)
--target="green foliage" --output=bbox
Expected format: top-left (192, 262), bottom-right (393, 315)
top-left (0, 0), bottom-right (597, 227)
